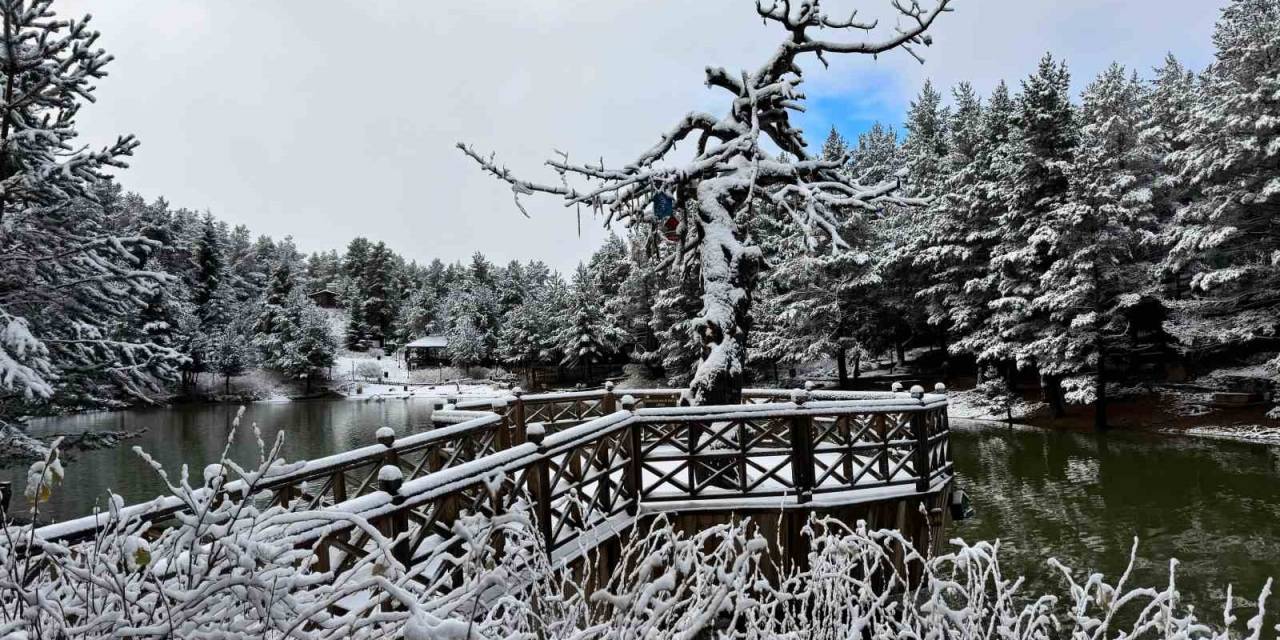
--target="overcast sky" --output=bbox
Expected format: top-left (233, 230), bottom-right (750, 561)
top-left (63, 0), bottom-right (1225, 274)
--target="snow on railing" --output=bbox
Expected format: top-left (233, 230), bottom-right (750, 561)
top-left (26, 383), bottom-right (953, 589)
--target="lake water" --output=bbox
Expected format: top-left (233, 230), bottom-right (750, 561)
top-left (1, 399), bottom-right (443, 525)
top-left (950, 420), bottom-right (1280, 617)
top-left (4, 401), bottom-right (1278, 617)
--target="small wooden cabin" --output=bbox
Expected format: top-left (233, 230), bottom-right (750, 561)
top-left (309, 288), bottom-right (341, 309)
top-left (404, 336), bottom-right (448, 369)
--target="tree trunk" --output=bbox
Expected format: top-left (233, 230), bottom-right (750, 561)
top-left (895, 339), bottom-right (906, 367)
top-left (1094, 364), bottom-right (1108, 430)
top-left (1043, 374), bottom-right (1066, 419)
top-left (836, 345), bottom-right (849, 389)
top-left (687, 179), bottom-right (759, 406)
top-left (852, 352), bottom-right (860, 380)
top-left (224, 375), bottom-right (230, 396)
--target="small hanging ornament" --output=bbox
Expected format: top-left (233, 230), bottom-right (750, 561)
top-left (653, 192), bottom-right (675, 220)
top-left (663, 216), bottom-right (680, 242)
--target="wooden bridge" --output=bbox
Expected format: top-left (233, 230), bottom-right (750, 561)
top-left (26, 383), bottom-right (954, 605)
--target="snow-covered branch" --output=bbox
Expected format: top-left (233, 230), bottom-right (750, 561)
top-left (460, 0), bottom-right (948, 404)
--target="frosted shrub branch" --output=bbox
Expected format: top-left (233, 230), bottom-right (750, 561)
top-left (3, 440), bottom-right (1277, 638)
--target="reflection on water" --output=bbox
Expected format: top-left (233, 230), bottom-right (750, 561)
top-left (951, 421), bottom-right (1280, 616)
top-left (0, 399), bottom-right (442, 524)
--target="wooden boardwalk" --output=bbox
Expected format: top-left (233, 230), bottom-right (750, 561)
top-left (28, 384), bottom-right (954, 602)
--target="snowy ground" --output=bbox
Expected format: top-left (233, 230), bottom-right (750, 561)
top-left (944, 389), bottom-right (1046, 422)
top-left (340, 381), bottom-right (503, 403)
top-left (1156, 424), bottom-right (1280, 446)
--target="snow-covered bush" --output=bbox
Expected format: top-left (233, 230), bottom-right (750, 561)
top-left (355, 360), bottom-right (384, 380)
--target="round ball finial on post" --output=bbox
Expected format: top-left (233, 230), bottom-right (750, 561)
top-left (891, 381), bottom-right (904, 393)
top-left (803, 380), bottom-right (816, 391)
top-left (526, 422), bottom-right (547, 447)
top-left (604, 381), bottom-right (615, 392)
top-left (511, 387), bottom-right (524, 398)
top-left (378, 465), bottom-right (404, 502)
top-left (620, 394), bottom-right (637, 412)
top-left (934, 382), bottom-right (948, 395)
top-left (376, 426), bottom-right (396, 448)
top-left (791, 388), bottom-right (810, 405)
top-left (910, 385), bottom-right (925, 399)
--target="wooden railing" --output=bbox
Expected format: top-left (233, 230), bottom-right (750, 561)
top-left (24, 384), bottom-right (952, 595)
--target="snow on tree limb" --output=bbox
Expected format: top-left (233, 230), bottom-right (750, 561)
top-left (461, 0), bottom-right (949, 404)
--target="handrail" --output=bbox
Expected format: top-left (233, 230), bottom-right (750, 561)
top-left (30, 409), bottom-right (506, 544)
top-left (23, 384), bottom-right (953, 582)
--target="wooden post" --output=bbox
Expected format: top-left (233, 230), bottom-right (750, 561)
top-left (378, 465), bottom-right (409, 611)
top-left (525, 423), bottom-right (556, 558)
top-left (511, 387), bottom-right (527, 445)
top-left (789, 389), bottom-right (814, 503)
top-left (332, 470), bottom-right (348, 503)
top-left (312, 537), bottom-right (332, 573)
top-left (876, 414), bottom-right (891, 482)
top-left (376, 426), bottom-right (398, 468)
top-left (910, 385), bottom-right (931, 492)
top-left (602, 381), bottom-right (617, 414)
top-left (620, 395), bottom-right (642, 514)
top-left (839, 416), bottom-right (855, 487)
top-left (493, 398), bottom-right (512, 450)
top-left (378, 466), bottom-right (410, 566)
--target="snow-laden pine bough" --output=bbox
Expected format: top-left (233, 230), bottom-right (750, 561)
top-left (460, 0), bottom-right (948, 406)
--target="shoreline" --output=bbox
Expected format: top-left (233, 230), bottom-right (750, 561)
top-left (948, 391), bottom-right (1280, 447)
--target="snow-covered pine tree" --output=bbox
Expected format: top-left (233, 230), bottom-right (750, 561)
top-left (849, 122), bottom-right (904, 187)
top-left (358, 241), bottom-right (396, 349)
top-left (1031, 64), bottom-right (1160, 429)
top-left (224, 224), bottom-right (263, 303)
top-left (945, 81), bottom-right (1017, 374)
top-left (190, 213), bottom-right (226, 316)
top-left (277, 289), bottom-right (336, 393)
top-left (461, 0), bottom-right (949, 404)
top-left (588, 232), bottom-right (632, 338)
top-left (342, 237), bottom-right (371, 350)
top-left (615, 231), bottom-right (661, 364)
top-left (820, 126), bottom-right (849, 165)
top-left (253, 257), bottom-right (298, 367)
top-left (902, 80), bottom-right (951, 199)
top-left (914, 82), bottom-right (983, 332)
top-left (558, 264), bottom-right (625, 380)
top-left (442, 274), bottom-right (499, 370)
top-left (879, 81), bottom-right (952, 364)
top-left (987, 54), bottom-right (1077, 416)
top-left (496, 260), bottom-right (529, 318)
top-left (446, 323), bottom-right (487, 375)
top-left (395, 285), bottom-right (442, 346)
top-left (1163, 0), bottom-right (1280, 370)
top-left (306, 250), bottom-right (343, 295)
top-left (497, 270), bottom-right (570, 368)
top-left (753, 131), bottom-right (873, 387)
top-left (648, 262), bottom-right (704, 387)
top-left (210, 317), bottom-right (253, 395)
top-left (0, 3), bottom-right (183, 411)
top-left (1141, 54), bottom-right (1198, 229)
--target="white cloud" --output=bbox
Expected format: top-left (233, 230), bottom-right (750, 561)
top-left (63, 0), bottom-right (1225, 273)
